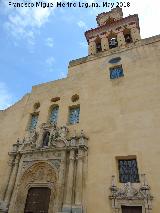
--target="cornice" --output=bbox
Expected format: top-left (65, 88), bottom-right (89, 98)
top-left (85, 15), bottom-right (139, 41)
top-left (69, 34), bottom-right (160, 68)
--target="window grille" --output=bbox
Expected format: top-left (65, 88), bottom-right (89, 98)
top-left (49, 106), bottom-right (59, 124)
top-left (118, 159), bottom-right (139, 183)
top-left (69, 107), bottom-right (80, 124)
top-left (29, 114), bottom-right (38, 130)
top-left (110, 65), bottom-right (124, 79)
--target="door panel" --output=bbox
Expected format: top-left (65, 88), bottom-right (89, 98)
top-left (122, 206), bottom-right (142, 213)
top-left (24, 187), bottom-right (51, 213)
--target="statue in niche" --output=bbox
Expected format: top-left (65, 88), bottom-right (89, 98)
top-left (42, 131), bottom-right (50, 147)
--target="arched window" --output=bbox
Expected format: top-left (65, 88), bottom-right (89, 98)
top-left (29, 113), bottom-right (39, 131)
top-left (95, 37), bottom-right (102, 53)
top-left (123, 28), bottom-right (132, 43)
top-left (108, 32), bottom-right (118, 49)
top-left (69, 105), bottom-right (80, 125)
top-left (49, 106), bottom-right (59, 125)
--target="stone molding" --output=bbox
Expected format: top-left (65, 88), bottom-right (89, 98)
top-left (2, 123), bottom-right (88, 213)
top-left (109, 175), bottom-right (153, 213)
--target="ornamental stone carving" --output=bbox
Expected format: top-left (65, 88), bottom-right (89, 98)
top-left (11, 123), bottom-right (88, 152)
top-left (109, 174), bottom-right (153, 213)
top-left (4, 124), bottom-right (88, 213)
top-left (20, 162), bottom-right (57, 184)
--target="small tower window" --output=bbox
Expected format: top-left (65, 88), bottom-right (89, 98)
top-left (110, 65), bottom-right (124, 79)
top-left (69, 106), bottom-right (80, 125)
top-left (95, 37), bottom-right (102, 53)
top-left (49, 106), bottom-right (59, 125)
top-left (29, 114), bottom-right (38, 130)
top-left (118, 159), bottom-right (139, 183)
top-left (123, 29), bottom-right (133, 44)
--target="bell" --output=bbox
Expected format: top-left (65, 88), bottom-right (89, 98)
top-left (125, 34), bottom-right (132, 43)
top-left (109, 38), bottom-right (118, 48)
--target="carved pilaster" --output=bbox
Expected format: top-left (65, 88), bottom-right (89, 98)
top-left (2, 155), bottom-right (15, 201)
top-left (75, 149), bottom-right (84, 205)
top-left (62, 150), bottom-right (75, 213)
top-left (71, 149), bottom-right (84, 213)
top-left (4, 154), bottom-right (21, 206)
top-left (117, 31), bottom-right (125, 47)
top-left (55, 152), bottom-right (67, 213)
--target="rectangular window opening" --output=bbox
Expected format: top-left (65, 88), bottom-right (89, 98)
top-left (69, 105), bottom-right (80, 125)
top-left (49, 106), bottom-right (59, 125)
top-left (117, 157), bottom-right (139, 183)
top-left (110, 65), bottom-right (124, 79)
top-left (29, 113), bottom-right (39, 131)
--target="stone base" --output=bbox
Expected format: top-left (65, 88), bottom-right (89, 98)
top-left (0, 200), bottom-right (8, 213)
top-left (72, 205), bottom-right (83, 213)
top-left (62, 205), bottom-right (83, 213)
top-left (62, 205), bottom-right (72, 213)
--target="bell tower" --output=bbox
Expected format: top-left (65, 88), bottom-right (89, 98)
top-left (85, 7), bottom-right (141, 55)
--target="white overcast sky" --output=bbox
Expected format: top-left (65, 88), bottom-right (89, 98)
top-left (123, 0), bottom-right (160, 38)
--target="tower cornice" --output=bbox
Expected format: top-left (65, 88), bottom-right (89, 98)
top-left (85, 14), bottom-right (140, 42)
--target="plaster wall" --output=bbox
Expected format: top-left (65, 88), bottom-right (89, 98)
top-left (0, 37), bottom-right (160, 212)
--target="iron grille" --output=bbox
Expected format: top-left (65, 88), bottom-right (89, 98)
top-left (69, 107), bottom-right (80, 124)
top-left (50, 106), bottom-right (59, 124)
top-left (110, 65), bottom-right (124, 79)
top-left (118, 159), bottom-right (139, 183)
top-left (29, 114), bottom-right (38, 130)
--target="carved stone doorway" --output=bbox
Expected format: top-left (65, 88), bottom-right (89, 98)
top-left (121, 206), bottom-right (142, 213)
top-left (24, 187), bottom-right (51, 213)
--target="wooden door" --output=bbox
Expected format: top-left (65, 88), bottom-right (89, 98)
top-left (24, 187), bottom-right (51, 213)
top-left (122, 206), bottom-right (142, 213)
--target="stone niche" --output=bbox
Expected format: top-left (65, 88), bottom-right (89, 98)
top-left (109, 175), bottom-right (153, 213)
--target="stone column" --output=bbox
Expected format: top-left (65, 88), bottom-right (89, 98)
top-left (72, 149), bottom-right (84, 213)
top-left (88, 39), bottom-right (96, 55)
top-left (2, 155), bottom-right (15, 201)
top-left (75, 149), bottom-right (84, 205)
top-left (62, 149), bottom-right (75, 213)
top-left (4, 154), bottom-right (21, 206)
top-left (101, 35), bottom-right (109, 51)
top-left (130, 27), bottom-right (141, 42)
top-left (55, 152), bottom-right (67, 213)
top-left (117, 31), bottom-right (125, 47)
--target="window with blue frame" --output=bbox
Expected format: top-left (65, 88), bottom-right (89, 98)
top-left (49, 106), bottom-right (59, 125)
top-left (29, 114), bottom-right (38, 130)
top-left (69, 106), bottom-right (80, 125)
top-left (110, 65), bottom-right (124, 79)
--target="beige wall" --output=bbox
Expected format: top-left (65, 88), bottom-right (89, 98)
top-left (0, 36), bottom-right (160, 212)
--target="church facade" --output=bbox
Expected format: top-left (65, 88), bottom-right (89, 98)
top-left (0, 7), bottom-right (160, 213)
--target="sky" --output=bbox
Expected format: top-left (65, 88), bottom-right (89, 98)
top-left (0, 0), bottom-right (160, 110)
